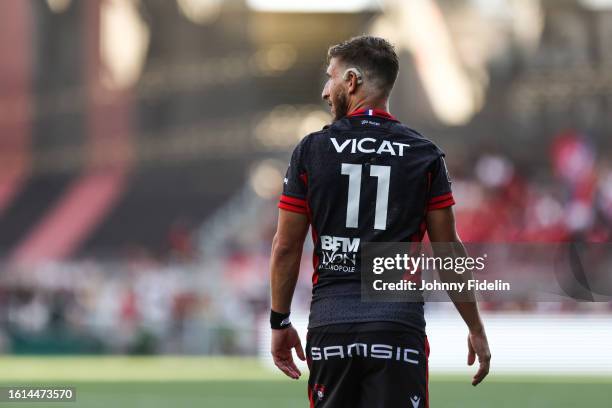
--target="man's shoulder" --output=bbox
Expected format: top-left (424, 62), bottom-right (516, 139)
top-left (303, 127), bottom-right (331, 141)
top-left (393, 122), bottom-right (439, 146)
top-left (379, 121), bottom-right (446, 161)
top-left (295, 126), bottom-right (333, 151)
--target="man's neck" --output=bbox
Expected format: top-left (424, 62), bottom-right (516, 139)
top-left (348, 97), bottom-right (389, 115)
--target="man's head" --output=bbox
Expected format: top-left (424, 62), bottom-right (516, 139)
top-left (322, 36), bottom-right (399, 120)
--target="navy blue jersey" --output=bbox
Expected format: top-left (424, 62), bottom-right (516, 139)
top-left (279, 109), bottom-right (454, 331)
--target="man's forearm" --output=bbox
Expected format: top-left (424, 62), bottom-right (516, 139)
top-left (453, 301), bottom-right (485, 333)
top-left (434, 240), bottom-right (485, 333)
top-left (426, 208), bottom-right (491, 384)
top-left (270, 235), bottom-right (303, 313)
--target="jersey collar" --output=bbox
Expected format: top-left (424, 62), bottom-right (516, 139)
top-left (346, 108), bottom-right (398, 121)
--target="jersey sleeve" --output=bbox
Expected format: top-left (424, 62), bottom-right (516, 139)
top-left (427, 155), bottom-right (455, 211)
top-left (278, 140), bottom-right (309, 214)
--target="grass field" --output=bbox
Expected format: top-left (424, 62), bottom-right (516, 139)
top-left (0, 357), bottom-right (610, 407)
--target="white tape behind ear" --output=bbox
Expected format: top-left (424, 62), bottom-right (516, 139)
top-left (343, 68), bottom-right (363, 85)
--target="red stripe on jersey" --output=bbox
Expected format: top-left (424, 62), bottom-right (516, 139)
top-left (299, 172), bottom-right (308, 186)
top-left (425, 337), bottom-right (430, 408)
top-left (429, 192), bottom-right (453, 204)
top-left (427, 197), bottom-right (455, 211)
top-left (280, 194), bottom-right (307, 208)
top-left (278, 202), bottom-right (308, 214)
top-left (308, 385), bottom-right (314, 408)
top-left (298, 172), bottom-right (320, 286)
top-left (311, 226), bottom-right (320, 285)
top-left (279, 199), bottom-right (305, 209)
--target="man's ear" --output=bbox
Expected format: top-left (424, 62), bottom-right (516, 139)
top-left (343, 68), bottom-right (363, 94)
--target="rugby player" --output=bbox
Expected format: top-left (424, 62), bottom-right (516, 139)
top-left (269, 36), bottom-right (491, 407)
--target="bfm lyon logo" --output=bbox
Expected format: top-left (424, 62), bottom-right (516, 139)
top-left (313, 384), bottom-right (326, 401)
top-left (320, 235), bottom-right (360, 273)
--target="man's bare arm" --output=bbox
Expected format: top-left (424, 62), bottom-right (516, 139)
top-left (270, 209), bottom-right (310, 313)
top-left (427, 207), bottom-right (491, 386)
top-left (270, 209), bottom-right (310, 379)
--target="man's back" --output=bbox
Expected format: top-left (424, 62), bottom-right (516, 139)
top-left (279, 108), bottom-right (454, 331)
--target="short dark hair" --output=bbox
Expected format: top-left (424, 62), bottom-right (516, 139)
top-left (327, 35), bottom-right (399, 96)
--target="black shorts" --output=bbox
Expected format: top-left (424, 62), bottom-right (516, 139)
top-left (306, 323), bottom-right (429, 408)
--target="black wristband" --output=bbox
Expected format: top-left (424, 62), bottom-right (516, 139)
top-left (270, 310), bottom-right (291, 330)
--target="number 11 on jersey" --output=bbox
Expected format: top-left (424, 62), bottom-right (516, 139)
top-left (341, 163), bottom-right (390, 230)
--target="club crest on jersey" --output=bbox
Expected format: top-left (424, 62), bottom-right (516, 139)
top-left (331, 137), bottom-right (410, 156)
top-left (313, 384), bottom-right (326, 401)
top-left (320, 235), bottom-right (360, 273)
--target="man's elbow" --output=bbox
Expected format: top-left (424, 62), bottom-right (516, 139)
top-left (271, 234), bottom-right (302, 259)
top-left (428, 229), bottom-right (462, 244)
top-left (450, 231), bottom-right (463, 244)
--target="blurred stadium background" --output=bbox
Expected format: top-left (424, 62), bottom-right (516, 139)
top-left (0, 0), bottom-right (611, 406)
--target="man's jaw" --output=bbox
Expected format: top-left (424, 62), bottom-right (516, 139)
top-left (328, 93), bottom-right (348, 120)
top-left (332, 104), bottom-right (347, 121)
top-left (334, 91), bottom-right (350, 120)
top-left (327, 102), bottom-right (337, 120)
